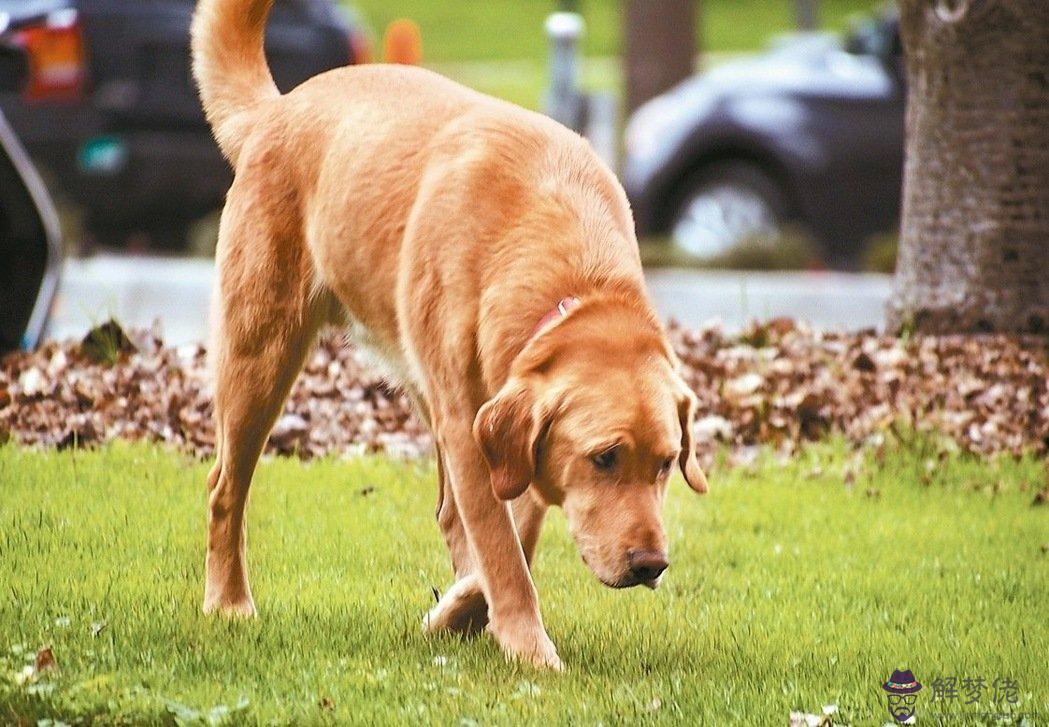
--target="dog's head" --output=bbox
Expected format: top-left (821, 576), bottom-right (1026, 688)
top-left (474, 296), bottom-right (708, 589)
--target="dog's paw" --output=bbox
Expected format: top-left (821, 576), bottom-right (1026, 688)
top-left (202, 593), bottom-right (257, 618)
top-left (524, 636), bottom-right (563, 672)
top-left (489, 617), bottom-right (563, 672)
top-left (423, 575), bottom-right (488, 636)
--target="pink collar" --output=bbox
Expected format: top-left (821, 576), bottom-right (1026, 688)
top-left (530, 296), bottom-right (581, 338)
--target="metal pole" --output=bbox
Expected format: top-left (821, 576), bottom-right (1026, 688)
top-left (796, 0), bottom-right (819, 31)
top-left (544, 12), bottom-right (585, 131)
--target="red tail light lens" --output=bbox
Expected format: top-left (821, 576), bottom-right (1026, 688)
top-left (14, 10), bottom-right (86, 101)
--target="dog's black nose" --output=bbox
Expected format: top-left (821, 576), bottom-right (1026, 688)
top-left (628, 550), bottom-right (669, 582)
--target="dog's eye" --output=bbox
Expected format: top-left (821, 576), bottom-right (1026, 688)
top-left (591, 448), bottom-right (618, 471)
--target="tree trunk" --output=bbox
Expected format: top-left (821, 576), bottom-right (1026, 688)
top-left (887, 0), bottom-right (1049, 334)
top-left (624, 0), bottom-right (697, 113)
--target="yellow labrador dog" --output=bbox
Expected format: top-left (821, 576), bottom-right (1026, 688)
top-left (192, 0), bottom-right (708, 670)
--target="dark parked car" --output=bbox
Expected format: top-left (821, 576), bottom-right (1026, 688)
top-left (0, 0), bottom-right (368, 250)
top-left (623, 14), bottom-right (903, 267)
top-left (0, 5), bottom-right (62, 352)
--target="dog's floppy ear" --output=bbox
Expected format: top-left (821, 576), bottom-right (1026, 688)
top-left (677, 389), bottom-right (709, 494)
top-left (473, 380), bottom-right (548, 500)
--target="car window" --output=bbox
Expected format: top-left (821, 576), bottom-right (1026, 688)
top-left (845, 17), bottom-right (900, 59)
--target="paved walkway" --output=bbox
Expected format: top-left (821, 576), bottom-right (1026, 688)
top-left (645, 268), bottom-right (893, 331)
top-left (51, 255), bottom-right (894, 345)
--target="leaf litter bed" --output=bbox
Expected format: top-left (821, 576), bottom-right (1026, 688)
top-left (1, 319), bottom-right (1046, 463)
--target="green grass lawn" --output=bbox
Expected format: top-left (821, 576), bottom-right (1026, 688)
top-left (351, 0), bottom-right (883, 62)
top-left (1, 441), bottom-right (1046, 724)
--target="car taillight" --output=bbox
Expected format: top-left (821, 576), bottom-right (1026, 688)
top-left (348, 27), bottom-right (372, 65)
top-left (14, 9), bottom-right (86, 102)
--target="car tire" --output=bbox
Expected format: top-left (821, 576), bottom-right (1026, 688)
top-left (669, 161), bottom-right (794, 261)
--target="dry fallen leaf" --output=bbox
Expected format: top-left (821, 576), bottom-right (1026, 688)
top-left (724, 372), bottom-right (764, 401)
top-left (788, 704), bottom-right (843, 727)
top-left (35, 646), bottom-right (56, 673)
top-left (788, 711), bottom-right (831, 727)
top-left (0, 322), bottom-right (1045, 464)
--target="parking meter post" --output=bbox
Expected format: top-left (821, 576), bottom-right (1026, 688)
top-left (544, 11), bottom-right (585, 132)
top-left (585, 92), bottom-right (618, 170)
top-left (796, 0), bottom-right (819, 31)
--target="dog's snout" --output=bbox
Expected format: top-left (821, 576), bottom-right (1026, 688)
top-left (628, 549), bottom-right (668, 582)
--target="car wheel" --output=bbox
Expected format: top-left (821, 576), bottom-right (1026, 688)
top-left (669, 162), bottom-right (792, 260)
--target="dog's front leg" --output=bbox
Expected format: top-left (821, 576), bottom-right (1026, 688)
top-left (436, 420), bottom-right (561, 670)
top-left (427, 476), bottom-right (547, 636)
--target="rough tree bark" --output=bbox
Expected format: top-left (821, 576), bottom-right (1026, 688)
top-left (624, 0), bottom-right (697, 113)
top-left (887, 0), bottom-right (1049, 334)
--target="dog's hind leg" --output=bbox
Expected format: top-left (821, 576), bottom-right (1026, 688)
top-left (435, 444), bottom-right (475, 579)
top-left (203, 191), bottom-right (332, 617)
top-left (426, 483), bottom-right (547, 636)
top-left (425, 448), bottom-right (483, 634)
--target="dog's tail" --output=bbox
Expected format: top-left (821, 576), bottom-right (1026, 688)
top-left (191, 0), bottom-right (279, 165)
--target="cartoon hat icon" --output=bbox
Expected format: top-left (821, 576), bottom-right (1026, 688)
top-left (883, 669), bottom-right (923, 694)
